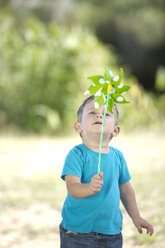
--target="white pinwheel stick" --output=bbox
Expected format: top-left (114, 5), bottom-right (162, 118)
top-left (97, 84), bottom-right (112, 175)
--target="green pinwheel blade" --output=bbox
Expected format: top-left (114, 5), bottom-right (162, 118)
top-left (111, 94), bottom-right (130, 104)
top-left (94, 94), bottom-right (105, 111)
top-left (116, 68), bottom-right (124, 85)
top-left (115, 85), bottom-right (131, 94)
top-left (87, 75), bottom-right (104, 86)
top-left (107, 98), bottom-right (114, 113)
top-left (101, 85), bottom-right (108, 96)
top-left (87, 84), bottom-right (102, 95)
top-left (104, 66), bottom-right (114, 84)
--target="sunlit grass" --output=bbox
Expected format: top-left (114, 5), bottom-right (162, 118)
top-left (0, 166), bottom-right (164, 247)
top-left (0, 173), bottom-right (66, 211)
top-left (121, 170), bottom-right (165, 247)
top-left (0, 133), bottom-right (164, 247)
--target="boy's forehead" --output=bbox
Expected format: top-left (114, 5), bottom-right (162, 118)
top-left (84, 100), bottom-right (95, 111)
top-left (85, 100), bottom-right (115, 114)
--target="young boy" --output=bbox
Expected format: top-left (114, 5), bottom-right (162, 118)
top-left (59, 95), bottom-right (154, 248)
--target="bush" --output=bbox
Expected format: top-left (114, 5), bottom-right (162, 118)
top-left (0, 12), bottom-right (116, 134)
top-left (117, 75), bottom-right (165, 131)
top-left (0, 11), bottom-right (164, 134)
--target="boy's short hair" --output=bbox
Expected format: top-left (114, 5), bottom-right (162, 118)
top-left (77, 95), bottom-right (119, 124)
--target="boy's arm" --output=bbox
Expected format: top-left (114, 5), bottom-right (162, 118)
top-left (119, 181), bottom-right (154, 236)
top-left (65, 172), bottom-right (103, 199)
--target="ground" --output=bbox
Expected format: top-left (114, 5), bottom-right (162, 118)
top-left (0, 131), bottom-right (164, 247)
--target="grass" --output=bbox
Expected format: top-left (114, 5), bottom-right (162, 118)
top-left (0, 133), bottom-right (164, 248)
top-left (121, 170), bottom-right (165, 247)
top-left (0, 173), bottom-right (66, 210)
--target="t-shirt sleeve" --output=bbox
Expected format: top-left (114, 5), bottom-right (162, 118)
top-left (61, 147), bottom-right (83, 181)
top-left (118, 151), bottom-right (131, 185)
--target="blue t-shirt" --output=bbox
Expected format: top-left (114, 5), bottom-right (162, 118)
top-left (61, 144), bottom-right (131, 235)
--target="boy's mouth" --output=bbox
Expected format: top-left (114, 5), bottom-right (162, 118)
top-left (94, 121), bottom-right (102, 125)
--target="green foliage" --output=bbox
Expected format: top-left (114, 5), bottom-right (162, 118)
top-left (0, 11), bottom-right (115, 133)
top-left (117, 76), bottom-right (165, 130)
top-left (0, 8), bottom-right (164, 134)
top-left (155, 66), bottom-right (165, 91)
top-left (67, 0), bottom-right (165, 92)
top-left (72, 0), bottom-right (165, 48)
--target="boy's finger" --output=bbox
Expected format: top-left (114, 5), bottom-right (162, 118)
top-left (137, 225), bottom-right (142, 234)
top-left (143, 222), bottom-right (154, 236)
top-left (93, 174), bottom-right (100, 179)
top-left (148, 224), bottom-right (154, 236)
top-left (99, 172), bottom-right (103, 178)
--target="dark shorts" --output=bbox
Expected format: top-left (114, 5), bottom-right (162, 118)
top-left (59, 224), bottom-right (123, 248)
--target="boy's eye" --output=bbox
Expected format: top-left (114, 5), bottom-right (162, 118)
top-left (106, 113), bottom-right (111, 117)
top-left (89, 111), bottom-right (96, 115)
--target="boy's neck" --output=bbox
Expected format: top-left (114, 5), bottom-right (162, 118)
top-left (83, 140), bottom-right (110, 153)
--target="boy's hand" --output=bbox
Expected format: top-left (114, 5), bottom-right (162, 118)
top-left (90, 172), bottom-right (103, 194)
top-left (133, 216), bottom-right (154, 236)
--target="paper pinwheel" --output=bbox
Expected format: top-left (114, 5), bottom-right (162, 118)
top-left (85, 66), bottom-right (131, 174)
top-left (85, 66), bottom-right (131, 114)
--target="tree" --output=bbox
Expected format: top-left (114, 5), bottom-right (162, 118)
top-left (68, 0), bottom-right (165, 92)
top-left (0, 12), bottom-right (115, 133)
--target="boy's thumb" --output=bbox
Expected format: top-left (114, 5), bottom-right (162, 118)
top-left (99, 172), bottom-right (103, 178)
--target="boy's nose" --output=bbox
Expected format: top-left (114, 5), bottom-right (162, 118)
top-left (96, 112), bottom-right (103, 118)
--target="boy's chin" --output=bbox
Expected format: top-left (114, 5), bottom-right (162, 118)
top-left (92, 130), bottom-right (102, 135)
top-left (86, 131), bottom-right (101, 139)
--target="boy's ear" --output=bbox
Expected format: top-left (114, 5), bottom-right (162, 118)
top-left (74, 121), bottom-right (81, 134)
top-left (112, 126), bottom-right (120, 137)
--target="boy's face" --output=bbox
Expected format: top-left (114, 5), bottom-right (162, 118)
top-left (74, 100), bottom-right (119, 142)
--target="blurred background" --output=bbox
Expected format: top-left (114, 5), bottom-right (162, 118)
top-left (0, 0), bottom-right (165, 247)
